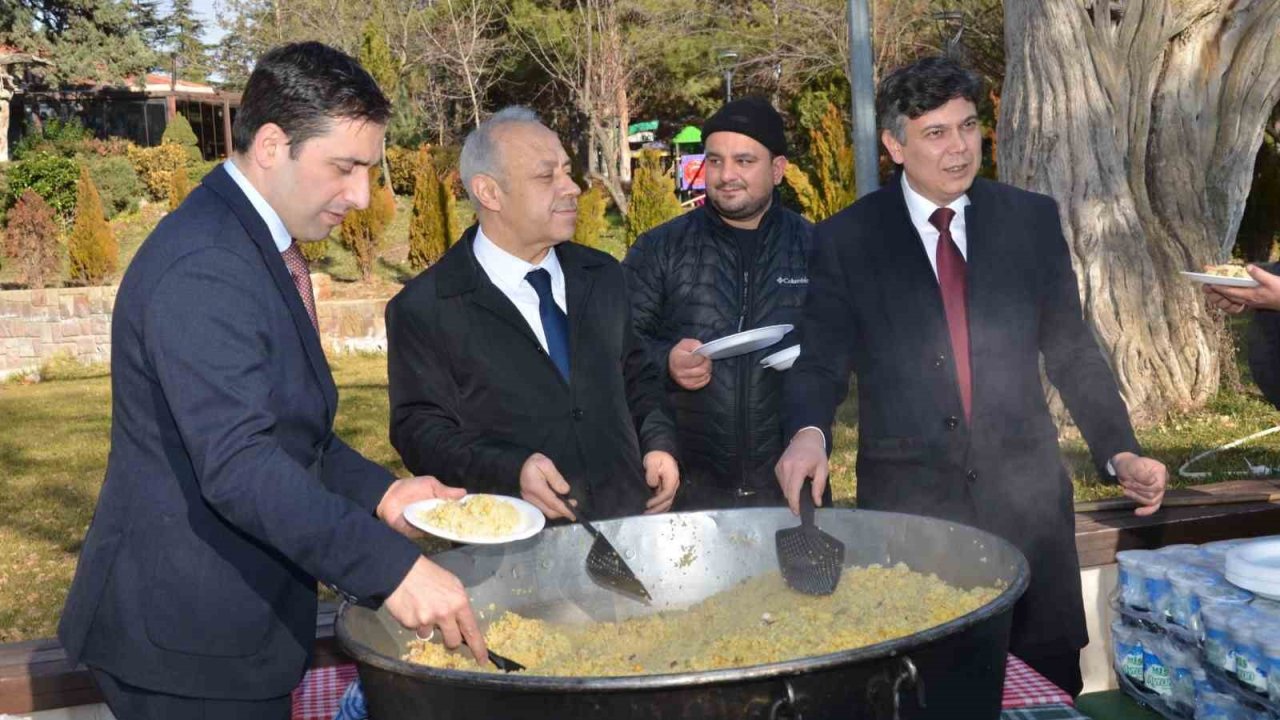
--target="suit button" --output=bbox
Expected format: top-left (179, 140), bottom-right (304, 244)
top-left (571, 408), bottom-right (584, 420)
top-left (965, 469), bottom-right (978, 482)
top-left (944, 416), bottom-right (959, 430)
top-left (935, 353), bottom-right (946, 368)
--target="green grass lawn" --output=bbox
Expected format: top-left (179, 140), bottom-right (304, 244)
top-left (5, 344), bottom-right (1280, 641)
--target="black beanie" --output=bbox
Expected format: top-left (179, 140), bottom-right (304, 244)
top-left (701, 97), bottom-right (787, 157)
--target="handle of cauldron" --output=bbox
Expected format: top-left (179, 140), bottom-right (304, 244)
top-left (891, 657), bottom-right (924, 717)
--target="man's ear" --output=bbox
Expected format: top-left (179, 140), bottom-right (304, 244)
top-left (771, 155), bottom-right (788, 185)
top-left (248, 123), bottom-right (290, 169)
top-left (881, 129), bottom-right (905, 165)
top-left (470, 174), bottom-right (503, 213)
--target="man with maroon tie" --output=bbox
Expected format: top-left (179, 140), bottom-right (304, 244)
top-left (774, 56), bottom-right (1167, 696)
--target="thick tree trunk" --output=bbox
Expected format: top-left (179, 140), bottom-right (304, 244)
top-left (1000, 0), bottom-right (1280, 423)
top-left (0, 95), bottom-right (10, 164)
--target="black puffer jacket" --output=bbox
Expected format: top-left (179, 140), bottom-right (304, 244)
top-left (623, 197), bottom-right (813, 508)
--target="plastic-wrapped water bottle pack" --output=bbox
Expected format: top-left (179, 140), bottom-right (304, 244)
top-left (1112, 539), bottom-right (1280, 719)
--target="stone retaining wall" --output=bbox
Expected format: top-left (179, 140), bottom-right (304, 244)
top-left (0, 277), bottom-right (388, 379)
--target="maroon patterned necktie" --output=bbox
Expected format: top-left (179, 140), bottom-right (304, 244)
top-left (929, 207), bottom-right (971, 421)
top-left (281, 241), bottom-right (319, 333)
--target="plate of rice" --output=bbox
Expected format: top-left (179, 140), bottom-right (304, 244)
top-left (406, 494), bottom-right (545, 544)
top-left (1181, 264), bottom-right (1259, 288)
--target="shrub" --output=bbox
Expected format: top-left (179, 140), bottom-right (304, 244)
top-left (162, 114), bottom-right (204, 163)
top-left (81, 137), bottom-right (135, 158)
top-left (168, 166), bottom-right (192, 211)
top-left (574, 182), bottom-right (608, 250)
top-left (2, 189), bottom-right (62, 289)
top-left (127, 144), bottom-right (189, 201)
top-left (625, 150), bottom-right (682, 247)
top-left (67, 166), bottom-right (118, 285)
top-left (407, 147), bottom-right (447, 269)
top-left (188, 160), bottom-right (220, 186)
top-left (299, 238), bottom-right (330, 264)
top-left (85, 156), bottom-right (143, 219)
top-left (338, 166), bottom-right (395, 281)
top-left (440, 169), bottom-right (461, 247)
top-left (5, 153), bottom-right (80, 218)
top-left (386, 145), bottom-right (421, 195)
top-left (12, 118), bottom-right (92, 160)
top-left (783, 101), bottom-right (853, 222)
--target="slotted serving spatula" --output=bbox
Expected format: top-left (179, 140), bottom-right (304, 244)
top-left (776, 478), bottom-right (845, 595)
top-left (559, 490), bottom-right (653, 603)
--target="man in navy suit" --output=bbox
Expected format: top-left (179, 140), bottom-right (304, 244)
top-left (58, 43), bottom-right (485, 719)
top-left (775, 56), bottom-right (1167, 695)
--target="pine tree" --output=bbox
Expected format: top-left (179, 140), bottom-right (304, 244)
top-left (625, 150), bottom-right (682, 247)
top-left (783, 102), bottom-right (854, 222)
top-left (165, 0), bottom-right (213, 83)
top-left (67, 165), bottom-right (119, 285)
top-left (573, 182), bottom-right (608, 250)
top-left (407, 147), bottom-right (447, 269)
top-left (339, 166), bottom-right (396, 281)
top-left (358, 20), bottom-right (397, 97)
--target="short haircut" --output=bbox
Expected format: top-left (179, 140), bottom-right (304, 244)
top-left (231, 41), bottom-right (391, 158)
top-left (876, 56), bottom-right (983, 143)
top-left (459, 106), bottom-right (545, 202)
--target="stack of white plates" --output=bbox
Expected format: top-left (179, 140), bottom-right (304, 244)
top-left (759, 345), bottom-right (801, 371)
top-left (1225, 539), bottom-right (1280, 600)
top-left (693, 324), bottom-right (794, 360)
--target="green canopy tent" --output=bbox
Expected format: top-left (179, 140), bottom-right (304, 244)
top-left (671, 125), bottom-right (702, 150)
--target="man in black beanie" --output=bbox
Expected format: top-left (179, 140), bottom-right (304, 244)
top-left (622, 97), bottom-right (815, 510)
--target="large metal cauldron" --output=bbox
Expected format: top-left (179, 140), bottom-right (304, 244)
top-left (338, 508), bottom-right (1029, 720)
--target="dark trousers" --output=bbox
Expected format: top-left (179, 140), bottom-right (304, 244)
top-left (90, 667), bottom-right (291, 720)
top-left (1014, 645), bottom-right (1084, 698)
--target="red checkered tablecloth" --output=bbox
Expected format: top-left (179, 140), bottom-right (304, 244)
top-left (291, 654), bottom-right (1073, 720)
top-left (292, 663), bottom-right (358, 720)
top-left (1001, 655), bottom-right (1075, 709)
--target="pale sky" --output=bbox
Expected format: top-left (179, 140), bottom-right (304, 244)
top-left (187, 0), bottom-right (227, 44)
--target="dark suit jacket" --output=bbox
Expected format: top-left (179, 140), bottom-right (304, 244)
top-left (785, 175), bottom-right (1140, 653)
top-left (58, 165), bottom-right (421, 699)
top-left (1248, 266), bottom-right (1280, 409)
top-left (387, 228), bottom-right (677, 520)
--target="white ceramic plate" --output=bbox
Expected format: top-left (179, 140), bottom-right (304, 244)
top-left (1225, 539), bottom-right (1280, 600)
top-left (405, 494), bottom-right (545, 545)
top-left (1180, 271), bottom-right (1259, 288)
top-left (694, 324), bottom-right (794, 360)
top-left (759, 344), bottom-right (801, 371)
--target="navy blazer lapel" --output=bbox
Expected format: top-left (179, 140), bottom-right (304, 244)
top-left (558, 243), bottom-right (601, 364)
top-left (962, 179), bottom-right (1000, 402)
top-left (202, 166), bottom-right (338, 424)
top-left (436, 228), bottom-right (563, 380)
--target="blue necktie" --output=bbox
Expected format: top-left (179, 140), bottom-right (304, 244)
top-left (525, 268), bottom-right (570, 381)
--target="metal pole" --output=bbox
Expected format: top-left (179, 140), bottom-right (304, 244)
top-left (848, 0), bottom-right (878, 197)
top-left (725, 69), bottom-right (733, 104)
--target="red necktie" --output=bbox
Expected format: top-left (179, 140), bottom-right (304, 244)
top-left (281, 241), bottom-right (319, 333)
top-left (930, 207), bottom-right (971, 421)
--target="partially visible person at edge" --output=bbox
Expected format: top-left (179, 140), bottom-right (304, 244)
top-left (623, 97), bottom-right (815, 511)
top-left (58, 42), bottom-right (485, 720)
top-left (1204, 264), bottom-right (1280, 408)
top-left (775, 56), bottom-right (1168, 696)
top-left (386, 107), bottom-right (680, 523)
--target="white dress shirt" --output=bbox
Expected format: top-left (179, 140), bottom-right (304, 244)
top-left (224, 158), bottom-right (292, 253)
top-left (900, 171), bottom-right (970, 279)
top-left (472, 226), bottom-right (568, 355)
